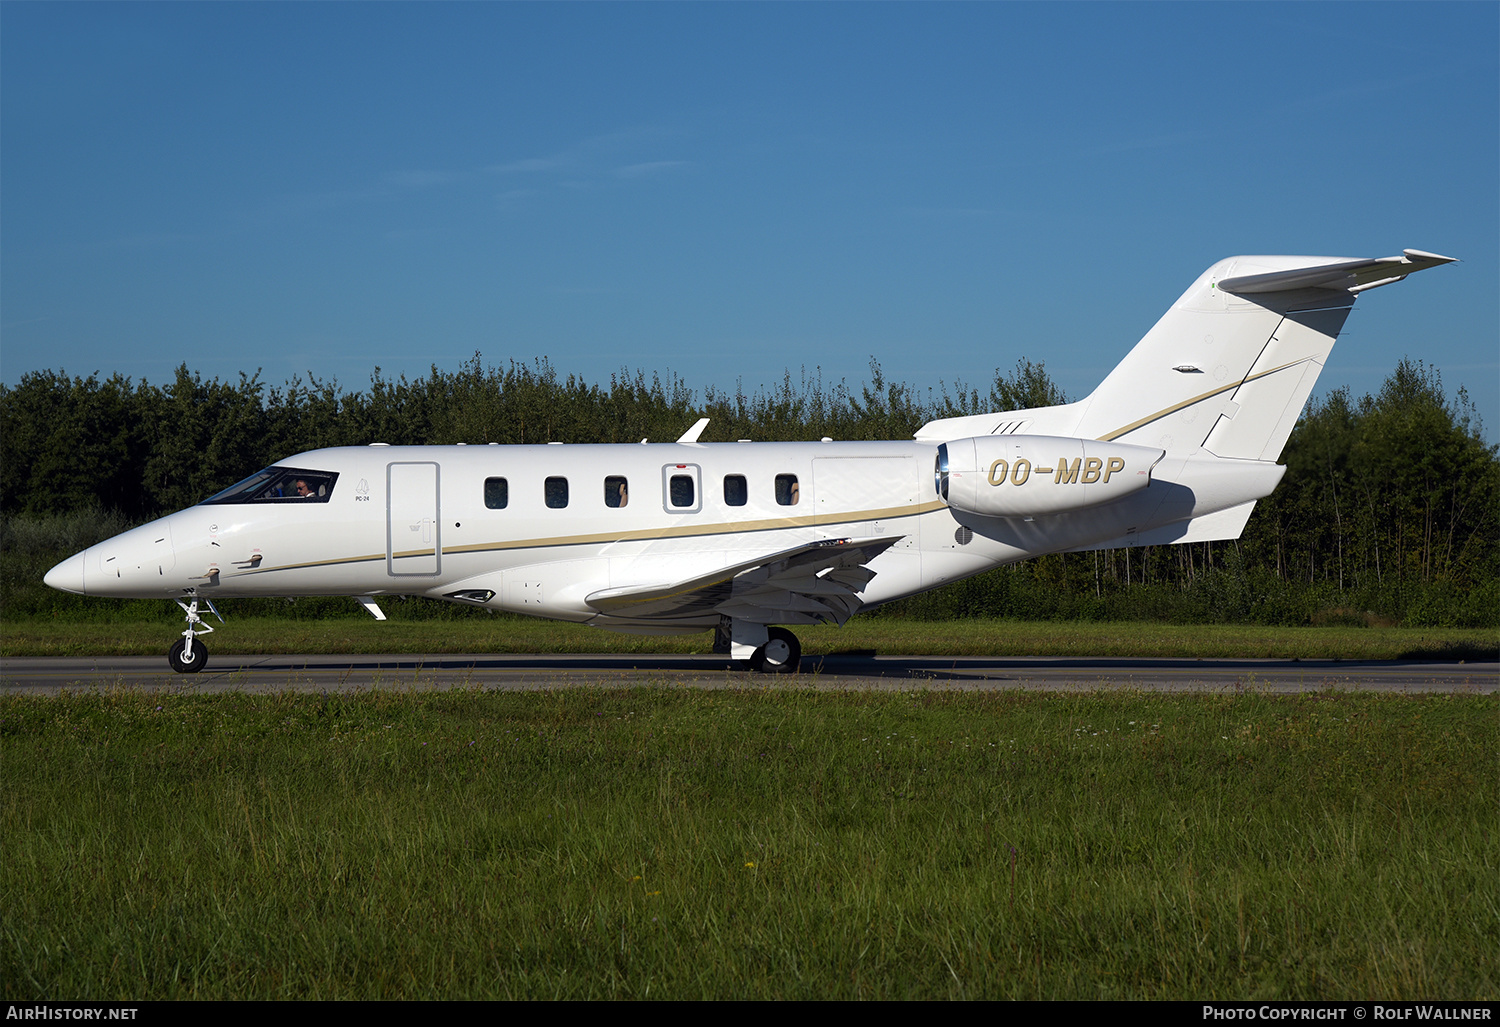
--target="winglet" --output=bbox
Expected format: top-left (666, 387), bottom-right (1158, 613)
top-left (676, 417), bottom-right (710, 443)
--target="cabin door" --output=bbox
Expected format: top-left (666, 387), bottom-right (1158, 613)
top-left (387, 462), bottom-right (441, 576)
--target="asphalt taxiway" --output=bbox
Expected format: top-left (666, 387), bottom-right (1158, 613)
top-left (1, 653), bottom-right (1494, 695)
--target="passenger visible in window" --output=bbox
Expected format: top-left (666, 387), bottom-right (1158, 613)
top-left (776, 474), bottom-right (799, 506)
top-left (723, 475), bottom-right (747, 507)
top-left (605, 476), bottom-right (629, 508)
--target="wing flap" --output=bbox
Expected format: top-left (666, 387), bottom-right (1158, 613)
top-left (585, 536), bottom-right (901, 625)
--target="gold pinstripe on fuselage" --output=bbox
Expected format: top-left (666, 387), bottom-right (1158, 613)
top-left (224, 500), bottom-right (947, 579)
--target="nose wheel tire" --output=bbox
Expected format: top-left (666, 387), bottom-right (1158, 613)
top-left (750, 627), bottom-right (801, 674)
top-left (168, 637), bottom-right (208, 674)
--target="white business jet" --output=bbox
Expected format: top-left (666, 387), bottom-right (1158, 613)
top-left (45, 249), bottom-right (1454, 673)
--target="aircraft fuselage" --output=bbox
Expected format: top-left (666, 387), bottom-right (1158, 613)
top-left (45, 437), bottom-right (1210, 631)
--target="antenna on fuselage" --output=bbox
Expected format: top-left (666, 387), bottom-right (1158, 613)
top-left (676, 417), bottom-right (710, 443)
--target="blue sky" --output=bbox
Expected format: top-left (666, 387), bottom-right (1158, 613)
top-left (3, 2), bottom-right (1495, 438)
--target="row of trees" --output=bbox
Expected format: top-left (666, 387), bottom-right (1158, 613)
top-left (2, 356), bottom-right (1033, 519)
top-left (2, 355), bottom-right (1494, 625)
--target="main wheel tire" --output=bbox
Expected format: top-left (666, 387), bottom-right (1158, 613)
top-left (168, 637), bottom-right (208, 674)
top-left (750, 627), bottom-right (801, 674)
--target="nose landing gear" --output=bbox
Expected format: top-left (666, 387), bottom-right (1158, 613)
top-left (168, 598), bottom-right (221, 674)
top-left (168, 636), bottom-right (207, 673)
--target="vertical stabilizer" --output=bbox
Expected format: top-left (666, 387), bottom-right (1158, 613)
top-left (1069, 250), bottom-right (1454, 462)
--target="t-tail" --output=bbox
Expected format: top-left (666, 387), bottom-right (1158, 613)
top-left (917, 249), bottom-right (1456, 547)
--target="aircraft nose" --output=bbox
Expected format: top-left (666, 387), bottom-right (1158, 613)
top-left (44, 552), bottom-right (87, 594)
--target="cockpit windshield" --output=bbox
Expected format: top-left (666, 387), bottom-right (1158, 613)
top-left (201, 467), bottom-right (339, 505)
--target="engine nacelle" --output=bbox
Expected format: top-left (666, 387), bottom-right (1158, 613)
top-left (936, 435), bottom-right (1164, 518)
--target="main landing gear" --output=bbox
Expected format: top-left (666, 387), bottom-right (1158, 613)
top-left (751, 626), bottom-right (802, 674)
top-left (715, 618), bottom-right (802, 674)
top-left (168, 598), bottom-right (221, 674)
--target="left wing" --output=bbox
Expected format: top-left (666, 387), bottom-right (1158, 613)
top-left (585, 537), bottom-right (901, 626)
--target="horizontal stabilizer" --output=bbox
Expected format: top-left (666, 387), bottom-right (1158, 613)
top-left (1218, 250), bottom-right (1455, 295)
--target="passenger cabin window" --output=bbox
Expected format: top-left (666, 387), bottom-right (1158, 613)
top-left (661, 463), bottom-right (702, 514)
top-left (775, 474), bottom-right (800, 506)
top-left (545, 476), bottom-right (569, 509)
top-left (202, 467), bottom-right (338, 505)
top-left (605, 476), bottom-right (629, 508)
top-left (484, 477), bottom-right (508, 510)
top-left (723, 475), bottom-right (747, 507)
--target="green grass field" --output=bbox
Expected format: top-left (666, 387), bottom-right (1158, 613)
top-left (3, 687), bottom-right (1495, 999)
top-left (3, 614), bottom-right (1496, 661)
